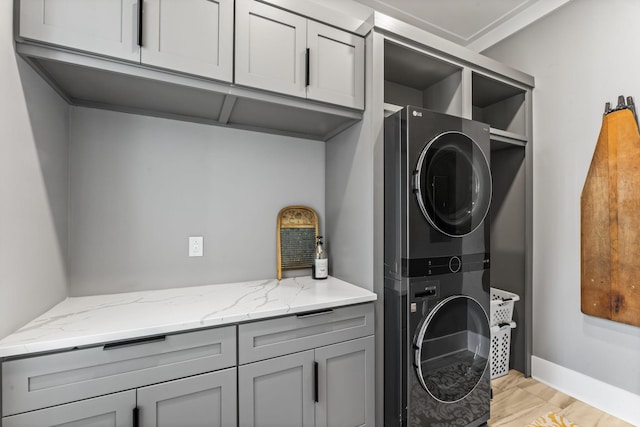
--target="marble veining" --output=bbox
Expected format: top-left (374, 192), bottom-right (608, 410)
top-left (0, 276), bottom-right (376, 358)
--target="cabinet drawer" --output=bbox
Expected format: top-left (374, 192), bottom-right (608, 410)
top-left (238, 303), bottom-right (374, 364)
top-left (2, 389), bottom-right (135, 427)
top-left (2, 326), bottom-right (236, 416)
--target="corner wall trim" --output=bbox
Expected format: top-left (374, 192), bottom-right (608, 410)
top-left (531, 356), bottom-right (640, 426)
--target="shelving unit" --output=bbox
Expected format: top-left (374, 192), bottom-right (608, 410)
top-left (472, 72), bottom-right (527, 137)
top-left (328, 15), bottom-right (533, 400)
top-left (383, 40), bottom-right (463, 116)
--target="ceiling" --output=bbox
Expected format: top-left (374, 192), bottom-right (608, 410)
top-left (353, 0), bottom-right (572, 51)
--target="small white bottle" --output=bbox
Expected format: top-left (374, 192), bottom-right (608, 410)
top-left (312, 236), bottom-right (328, 280)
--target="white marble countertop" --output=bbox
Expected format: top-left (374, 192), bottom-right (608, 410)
top-left (0, 276), bottom-right (376, 358)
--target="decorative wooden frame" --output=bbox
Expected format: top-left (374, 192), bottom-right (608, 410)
top-left (277, 206), bottom-right (318, 280)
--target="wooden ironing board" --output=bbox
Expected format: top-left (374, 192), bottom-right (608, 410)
top-left (581, 108), bottom-right (640, 326)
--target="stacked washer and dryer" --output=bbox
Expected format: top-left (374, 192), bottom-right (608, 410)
top-left (384, 107), bottom-right (493, 426)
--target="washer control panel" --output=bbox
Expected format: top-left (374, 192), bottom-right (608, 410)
top-left (402, 253), bottom-right (489, 277)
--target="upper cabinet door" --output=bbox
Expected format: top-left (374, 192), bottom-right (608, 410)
top-left (307, 21), bottom-right (364, 110)
top-left (141, 0), bottom-right (233, 82)
top-left (19, 0), bottom-right (140, 62)
top-left (235, 0), bottom-right (307, 98)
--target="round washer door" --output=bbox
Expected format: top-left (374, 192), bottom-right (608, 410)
top-left (415, 131), bottom-right (491, 237)
top-left (413, 295), bottom-right (490, 403)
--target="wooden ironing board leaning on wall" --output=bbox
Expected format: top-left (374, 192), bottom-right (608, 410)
top-left (277, 206), bottom-right (318, 280)
top-left (581, 96), bottom-right (640, 327)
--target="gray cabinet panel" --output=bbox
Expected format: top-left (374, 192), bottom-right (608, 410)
top-left (142, 0), bottom-right (233, 81)
top-left (315, 336), bottom-right (375, 427)
top-left (238, 303), bottom-right (374, 364)
top-left (2, 326), bottom-right (236, 416)
top-left (235, 0), bottom-right (365, 110)
top-left (2, 390), bottom-right (135, 427)
top-left (307, 21), bottom-right (364, 110)
top-left (137, 368), bottom-right (237, 427)
top-left (235, 0), bottom-right (307, 97)
top-left (18, 0), bottom-right (139, 62)
top-left (238, 350), bottom-right (315, 427)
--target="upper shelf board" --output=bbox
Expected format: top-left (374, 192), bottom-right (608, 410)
top-left (17, 43), bottom-right (362, 142)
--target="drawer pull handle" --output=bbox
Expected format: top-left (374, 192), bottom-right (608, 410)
top-left (103, 335), bottom-right (166, 350)
top-left (296, 308), bottom-right (334, 319)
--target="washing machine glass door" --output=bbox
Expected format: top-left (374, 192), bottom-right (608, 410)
top-left (415, 131), bottom-right (491, 237)
top-left (413, 295), bottom-right (490, 403)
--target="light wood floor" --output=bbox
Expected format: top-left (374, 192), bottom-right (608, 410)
top-left (488, 370), bottom-right (633, 427)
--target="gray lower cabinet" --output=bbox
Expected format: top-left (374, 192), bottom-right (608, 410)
top-left (2, 369), bottom-right (237, 427)
top-left (315, 336), bottom-right (375, 427)
top-left (238, 303), bottom-right (375, 427)
top-left (137, 368), bottom-right (237, 427)
top-left (1, 326), bottom-right (237, 427)
top-left (239, 350), bottom-right (315, 427)
top-left (2, 390), bottom-right (136, 427)
top-left (1, 304), bottom-right (374, 427)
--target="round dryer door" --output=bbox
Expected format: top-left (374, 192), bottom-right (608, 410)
top-left (415, 131), bottom-right (491, 237)
top-left (413, 295), bottom-right (490, 403)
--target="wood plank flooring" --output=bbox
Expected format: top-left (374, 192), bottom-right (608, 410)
top-left (489, 370), bottom-right (633, 427)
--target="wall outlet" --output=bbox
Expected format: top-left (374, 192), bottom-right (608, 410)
top-left (189, 236), bottom-right (204, 257)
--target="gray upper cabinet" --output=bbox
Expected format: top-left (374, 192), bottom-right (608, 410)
top-left (18, 0), bottom-right (234, 81)
top-left (306, 20), bottom-right (364, 110)
top-left (18, 0), bottom-right (140, 62)
top-left (141, 0), bottom-right (233, 81)
top-left (235, 0), bottom-right (306, 98)
top-left (235, 0), bottom-right (365, 109)
top-left (15, 0), bottom-right (364, 140)
top-left (2, 390), bottom-right (136, 427)
top-left (137, 368), bottom-right (237, 427)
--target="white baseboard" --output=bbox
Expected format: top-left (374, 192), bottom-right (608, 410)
top-left (531, 356), bottom-right (640, 426)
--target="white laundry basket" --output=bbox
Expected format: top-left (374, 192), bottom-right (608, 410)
top-left (490, 321), bottom-right (516, 379)
top-left (490, 287), bottom-right (520, 326)
top-left (489, 287), bottom-right (520, 379)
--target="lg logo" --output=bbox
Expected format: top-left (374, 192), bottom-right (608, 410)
top-left (412, 110), bottom-right (422, 117)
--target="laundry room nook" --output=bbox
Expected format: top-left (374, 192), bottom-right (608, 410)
top-left (329, 16), bottom-right (533, 425)
top-left (2, 1), bottom-right (640, 427)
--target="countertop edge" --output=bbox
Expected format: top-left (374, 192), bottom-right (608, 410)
top-left (0, 277), bottom-right (376, 359)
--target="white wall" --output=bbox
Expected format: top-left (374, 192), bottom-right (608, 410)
top-left (68, 107), bottom-right (325, 296)
top-left (0, 2), bottom-right (68, 339)
top-left (483, 0), bottom-right (640, 416)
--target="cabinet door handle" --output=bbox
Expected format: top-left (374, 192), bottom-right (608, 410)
top-left (305, 48), bottom-right (310, 87)
top-left (313, 361), bottom-right (319, 402)
top-left (133, 407), bottom-right (139, 427)
top-left (103, 335), bottom-right (166, 350)
top-left (137, 0), bottom-right (143, 47)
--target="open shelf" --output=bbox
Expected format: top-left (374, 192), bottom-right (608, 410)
top-left (16, 43), bottom-right (362, 142)
top-left (384, 40), bottom-right (463, 116)
top-left (473, 72), bottom-right (527, 138)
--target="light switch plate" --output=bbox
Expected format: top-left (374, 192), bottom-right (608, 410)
top-left (189, 236), bottom-right (203, 257)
